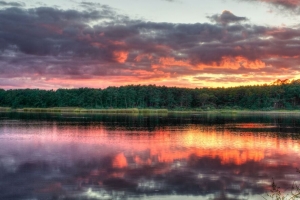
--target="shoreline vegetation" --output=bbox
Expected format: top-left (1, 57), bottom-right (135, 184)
top-left (1, 107), bottom-right (300, 114)
top-left (0, 107), bottom-right (169, 114)
top-left (2, 80), bottom-right (300, 112)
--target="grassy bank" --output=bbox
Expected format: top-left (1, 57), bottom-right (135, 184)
top-left (0, 107), bottom-right (11, 112)
top-left (19, 107), bottom-right (169, 114)
top-left (169, 109), bottom-right (300, 114)
top-left (1, 107), bottom-right (300, 115)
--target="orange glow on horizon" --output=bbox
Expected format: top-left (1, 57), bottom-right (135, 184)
top-left (6, 73), bottom-right (292, 91)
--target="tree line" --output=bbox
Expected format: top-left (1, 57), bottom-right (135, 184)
top-left (1, 79), bottom-right (300, 110)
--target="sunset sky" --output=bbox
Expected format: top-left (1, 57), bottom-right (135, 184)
top-left (1, 0), bottom-right (300, 89)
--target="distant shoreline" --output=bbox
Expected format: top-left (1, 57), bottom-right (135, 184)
top-left (0, 107), bottom-right (168, 114)
top-left (1, 107), bottom-right (300, 115)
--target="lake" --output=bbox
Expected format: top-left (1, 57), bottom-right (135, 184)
top-left (0, 112), bottom-right (299, 200)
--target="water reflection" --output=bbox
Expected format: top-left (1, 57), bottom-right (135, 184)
top-left (0, 112), bottom-right (299, 200)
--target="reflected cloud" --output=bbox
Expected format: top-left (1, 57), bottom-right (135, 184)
top-left (0, 113), bottom-right (300, 199)
top-left (112, 153), bottom-right (128, 169)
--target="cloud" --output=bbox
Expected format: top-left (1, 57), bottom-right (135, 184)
top-left (255, 0), bottom-right (300, 9)
top-left (0, 4), bottom-right (299, 89)
top-left (208, 10), bottom-right (248, 25)
top-left (240, 0), bottom-right (300, 13)
top-left (0, 1), bottom-right (24, 7)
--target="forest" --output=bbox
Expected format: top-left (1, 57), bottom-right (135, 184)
top-left (1, 79), bottom-right (300, 110)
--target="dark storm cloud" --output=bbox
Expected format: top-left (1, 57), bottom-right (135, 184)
top-left (0, 5), bottom-right (117, 56)
top-left (0, 3), bottom-right (300, 86)
top-left (208, 10), bottom-right (248, 25)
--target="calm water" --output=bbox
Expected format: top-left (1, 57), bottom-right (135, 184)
top-left (0, 112), bottom-right (300, 200)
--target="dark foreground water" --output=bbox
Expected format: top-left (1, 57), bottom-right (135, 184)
top-left (0, 112), bottom-right (300, 200)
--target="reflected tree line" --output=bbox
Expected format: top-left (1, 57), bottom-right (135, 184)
top-left (1, 79), bottom-right (300, 110)
top-left (2, 112), bottom-right (300, 136)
